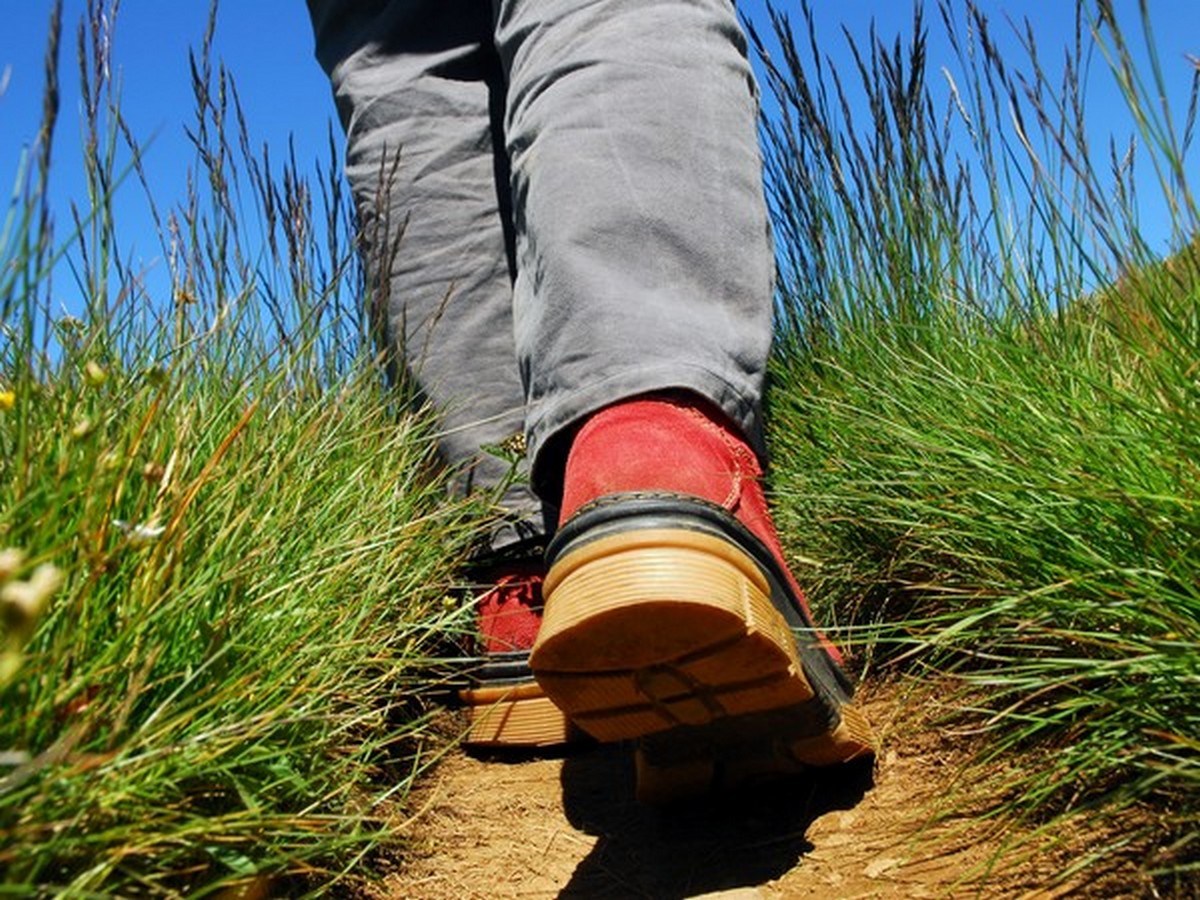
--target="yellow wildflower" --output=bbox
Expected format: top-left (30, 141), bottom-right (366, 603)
top-left (83, 361), bottom-right (108, 387)
top-left (0, 390), bottom-right (13, 412)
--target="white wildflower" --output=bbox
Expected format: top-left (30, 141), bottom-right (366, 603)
top-left (0, 548), bottom-right (26, 581)
top-left (112, 519), bottom-right (166, 545)
top-left (1, 563), bottom-right (64, 628)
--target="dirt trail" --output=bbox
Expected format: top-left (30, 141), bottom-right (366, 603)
top-left (375, 686), bottom-right (1145, 899)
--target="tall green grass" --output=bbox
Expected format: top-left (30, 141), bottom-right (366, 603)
top-left (753, 0), bottom-right (1198, 887)
top-left (2, 3), bottom-right (483, 895)
top-left (6, 0), bottom-right (1200, 894)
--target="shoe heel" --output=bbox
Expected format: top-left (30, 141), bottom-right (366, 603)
top-left (459, 682), bottom-right (578, 749)
top-left (530, 528), bottom-right (814, 742)
top-left (788, 701), bottom-right (875, 766)
top-left (633, 701), bottom-right (875, 804)
top-left (634, 752), bottom-right (716, 804)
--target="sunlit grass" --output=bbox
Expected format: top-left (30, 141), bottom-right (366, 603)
top-left (1, 2), bottom-right (485, 894)
top-left (5, 0), bottom-right (1200, 894)
top-left (754, 0), bottom-right (1198, 888)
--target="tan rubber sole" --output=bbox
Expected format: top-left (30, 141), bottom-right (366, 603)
top-left (633, 701), bottom-right (876, 803)
top-left (530, 527), bottom-right (874, 798)
top-left (459, 681), bottom-right (578, 749)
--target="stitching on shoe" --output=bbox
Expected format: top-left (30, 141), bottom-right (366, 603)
top-left (682, 400), bottom-right (763, 511)
top-left (564, 489), bottom-right (733, 521)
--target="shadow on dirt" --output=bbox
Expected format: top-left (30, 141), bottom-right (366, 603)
top-left (556, 744), bottom-right (874, 899)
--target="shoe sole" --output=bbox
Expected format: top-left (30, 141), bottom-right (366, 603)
top-left (530, 508), bottom-right (873, 801)
top-left (633, 700), bottom-right (875, 803)
top-left (459, 680), bottom-right (580, 749)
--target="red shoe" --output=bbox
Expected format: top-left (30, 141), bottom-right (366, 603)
top-left (528, 394), bottom-right (873, 800)
top-left (458, 561), bottom-right (583, 749)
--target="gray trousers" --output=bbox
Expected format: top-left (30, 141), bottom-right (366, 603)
top-left (306, 0), bottom-right (775, 552)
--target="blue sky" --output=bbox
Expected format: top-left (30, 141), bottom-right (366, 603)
top-left (2, 2), bottom-right (1198, 321)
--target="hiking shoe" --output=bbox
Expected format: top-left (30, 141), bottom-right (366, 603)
top-left (458, 562), bottom-right (582, 749)
top-left (528, 394), bottom-right (874, 800)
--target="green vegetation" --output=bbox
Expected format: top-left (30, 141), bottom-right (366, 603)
top-left (2, 0), bottom-right (1197, 894)
top-left (754, 1), bottom-right (1198, 887)
top-left (2, 3), bottom-right (480, 895)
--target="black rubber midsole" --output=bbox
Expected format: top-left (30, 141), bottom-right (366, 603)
top-left (467, 651), bottom-right (535, 686)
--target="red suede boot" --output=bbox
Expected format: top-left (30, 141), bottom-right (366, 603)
top-left (458, 561), bottom-right (582, 749)
top-left (528, 393), bottom-right (873, 800)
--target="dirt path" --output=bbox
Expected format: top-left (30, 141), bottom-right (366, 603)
top-left (374, 685), bottom-right (1147, 898)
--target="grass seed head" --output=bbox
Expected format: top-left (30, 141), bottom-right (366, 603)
top-left (142, 365), bottom-right (168, 386)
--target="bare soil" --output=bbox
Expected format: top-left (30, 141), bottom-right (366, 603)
top-left (371, 682), bottom-right (1155, 899)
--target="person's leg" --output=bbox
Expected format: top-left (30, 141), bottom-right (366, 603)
top-left (307, 0), bottom-right (544, 551)
top-left (492, 0), bottom-right (873, 798)
top-left (493, 0), bottom-right (775, 488)
top-left (306, 0), bottom-right (568, 747)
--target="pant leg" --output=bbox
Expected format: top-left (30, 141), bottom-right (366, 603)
top-left (306, 0), bottom-right (548, 552)
top-left (492, 0), bottom-right (777, 495)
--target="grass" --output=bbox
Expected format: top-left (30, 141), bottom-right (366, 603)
top-left (1, 3), bottom-right (487, 895)
top-left (752, 0), bottom-right (1199, 888)
top-left (2, 0), bottom-right (1198, 895)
